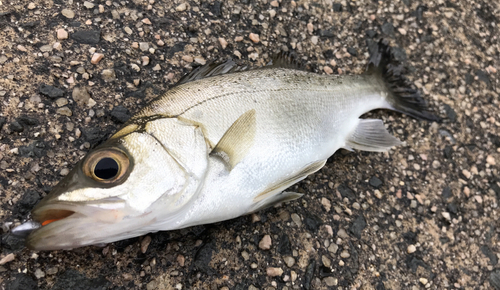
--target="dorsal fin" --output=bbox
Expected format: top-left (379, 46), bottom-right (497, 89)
top-left (175, 59), bottom-right (248, 85)
top-left (175, 51), bottom-right (304, 86)
top-left (265, 51), bottom-right (303, 70)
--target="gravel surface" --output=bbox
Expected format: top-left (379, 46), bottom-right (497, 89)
top-left (1, 0), bottom-right (499, 289)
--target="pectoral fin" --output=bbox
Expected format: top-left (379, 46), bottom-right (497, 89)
top-left (346, 119), bottom-right (401, 152)
top-left (211, 109), bottom-right (256, 170)
top-left (253, 160), bottom-right (326, 203)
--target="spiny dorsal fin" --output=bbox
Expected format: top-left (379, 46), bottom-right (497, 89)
top-left (176, 52), bottom-right (304, 86)
top-left (176, 59), bottom-right (249, 85)
top-left (211, 109), bottom-right (256, 170)
top-left (265, 51), bottom-right (303, 70)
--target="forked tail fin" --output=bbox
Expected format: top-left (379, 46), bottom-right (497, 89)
top-left (367, 39), bottom-right (440, 122)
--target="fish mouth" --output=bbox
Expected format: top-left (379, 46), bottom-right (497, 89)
top-left (24, 199), bottom-right (129, 251)
top-left (35, 208), bottom-right (76, 226)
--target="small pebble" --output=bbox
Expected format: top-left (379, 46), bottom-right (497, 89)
top-left (83, 1), bottom-right (95, 8)
top-left (91, 53), bottom-right (104, 64)
top-left (0, 253), bottom-right (15, 265)
top-left (407, 244), bottom-right (416, 254)
top-left (322, 255), bottom-right (331, 267)
top-left (139, 42), bottom-right (149, 52)
top-left (194, 56), bottom-right (206, 65)
top-left (307, 23), bottom-right (314, 33)
top-left (323, 66), bottom-right (333, 74)
top-left (462, 169), bottom-right (471, 179)
top-left (176, 3), bottom-right (187, 12)
top-left (324, 225), bottom-right (333, 236)
top-left (61, 9), bottom-right (75, 19)
top-left (321, 197), bottom-right (331, 211)
top-left (152, 64), bottom-right (161, 71)
top-left (442, 212), bottom-right (451, 221)
top-left (337, 228), bottom-right (348, 239)
top-left (111, 11), bottom-right (120, 20)
top-left (101, 69), bottom-right (116, 81)
top-left (486, 155), bottom-right (496, 165)
top-left (266, 267), bottom-right (283, 277)
top-left (177, 255), bottom-right (185, 266)
top-left (259, 235), bottom-right (272, 250)
top-left (60, 168), bottom-right (70, 176)
top-left (34, 269), bottom-right (45, 279)
top-left (328, 243), bottom-right (338, 253)
top-left (142, 18), bottom-right (152, 25)
top-left (419, 278), bottom-right (428, 285)
top-left (141, 236), bottom-right (151, 253)
top-left (40, 45), bottom-right (52, 52)
top-left (283, 256), bottom-right (295, 267)
top-left (142, 56), bottom-right (150, 66)
top-left (486, 65), bottom-right (497, 74)
top-left (57, 29), bottom-right (68, 40)
top-left (324, 277), bottom-right (338, 286)
top-left (218, 37), bottom-right (228, 49)
top-left (291, 213), bottom-right (302, 227)
top-left (28, 2), bottom-right (36, 9)
top-left (57, 107), bottom-right (72, 116)
top-left (182, 55), bottom-right (193, 62)
top-left (249, 33), bottom-right (260, 43)
top-left (55, 98), bottom-right (68, 107)
top-left (54, 42), bottom-right (63, 50)
top-left (340, 250), bottom-right (350, 258)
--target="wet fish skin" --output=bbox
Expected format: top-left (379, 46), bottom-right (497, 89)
top-left (18, 40), bottom-right (438, 250)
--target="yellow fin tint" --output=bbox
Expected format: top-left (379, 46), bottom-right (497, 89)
top-left (253, 160), bottom-right (326, 203)
top-left (110, 124), bottom-right (139, 140)
top-left (211, 109), bottom-right (256, 170)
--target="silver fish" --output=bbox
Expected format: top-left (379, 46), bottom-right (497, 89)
top-left (14, 40), bottom-right (438, 250)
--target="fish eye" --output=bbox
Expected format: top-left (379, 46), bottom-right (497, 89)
top-left (83, 148), bottom-right (130, 183)
top-left (94, 158), bottom-right (119, 180)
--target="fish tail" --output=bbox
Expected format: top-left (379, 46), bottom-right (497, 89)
top-left (366, 39), bottom-right (440, 122)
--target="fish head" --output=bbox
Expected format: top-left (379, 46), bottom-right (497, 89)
top-left (26, 131), bottom-right (201, 251)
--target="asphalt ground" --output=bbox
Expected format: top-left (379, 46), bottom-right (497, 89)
top-left (0, 0), bottom-right (499, 289)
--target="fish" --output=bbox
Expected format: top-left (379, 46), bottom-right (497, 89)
top-left (13, 40), bottom-right (438, 250)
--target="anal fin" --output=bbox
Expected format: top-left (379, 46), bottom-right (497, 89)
top-left (211, 109), bottom-right (256, 170)
top-left (249, 192), bottom-right (303, 213)
top-left (253, 160), bottom-right (326, 203)
top-left (346, 119), bottom-right (401, 152)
